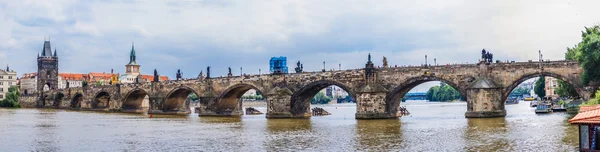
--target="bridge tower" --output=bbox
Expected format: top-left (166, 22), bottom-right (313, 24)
top-left (37, 40), bottom-right (59, 107)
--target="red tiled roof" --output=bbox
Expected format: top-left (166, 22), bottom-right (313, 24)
top-left (579, 105), bottom-right (600, 113)
top-left (569, 108), bottom-right (600, 124)
top-left (59, 73), bottom-right (87, 81)
top-left (140, 75), bottom-right (169, 81)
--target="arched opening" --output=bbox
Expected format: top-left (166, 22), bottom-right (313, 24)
top-left (216, 84), bottom-right (266, 115)
top-left (93, 92), bottom-right (110, 109)
top-left (71, 93), bottom-right (83, 109)
top-left (290, 80), bottom-right (355, 117)
top-left (53, 93), bottom-right (65, 108)
top-left (504, 73), bottom-right (583, 114)
top-left (122, 89), bottom-right (149, 111)
top-left (43, 83), bottom-right (50, 91)
top-left (163, 87), bottom-right (198, 113)
top-left (386, 76), bottom-right (466, 116)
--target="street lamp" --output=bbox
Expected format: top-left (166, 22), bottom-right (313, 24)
top-left (259, 69), bottom-right (261, 75)
top-left (240, 67), bottom-right (243, 76)
top-left (434, 58), bottom-right (437, 66)
top-left (425, 55), bottom-right (428, 66)
top-left (323, 61), bottom-right (326, 72)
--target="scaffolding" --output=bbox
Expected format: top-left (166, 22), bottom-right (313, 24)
top-left (270, 56), bottom-right (288, 74)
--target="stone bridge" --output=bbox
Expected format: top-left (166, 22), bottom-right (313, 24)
top-left (36, 59), bottom-right (595, 119)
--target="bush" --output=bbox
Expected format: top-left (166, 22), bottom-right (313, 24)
top-left (0, 86), bottom-right (20, 108)
top-left (581, 90), bottom-right (600, 106)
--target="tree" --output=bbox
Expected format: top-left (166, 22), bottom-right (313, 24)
top-left (425, 83), bottom-right (463, 102)
top-left (555, 79), bottom-right (579, 98)
top-left (311, 92), bottom-right (331, 104)
top-left (567, 26), bottom-right (600, 85)
top-left (534, 76), bottom-right (546, 98)
top-left (0, 86), bottom-right (20, 108)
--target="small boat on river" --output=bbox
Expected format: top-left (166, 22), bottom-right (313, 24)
top-left (535, 104), bottom-right (552, 114)
top-left (530, 101), bottom-right (538, 107)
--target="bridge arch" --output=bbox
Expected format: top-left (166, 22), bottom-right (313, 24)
top-left (503, 71), bottom-right (584, 103)
top-left (216, 83), bottom-right (266, 115)
top-left (93, 91), bottom-right (111, 109)
top-left (122, 89), bottom-right (149, 111)
top-left (290, 80), bottom-right (356, 117)
top-left (386, 76), bottom-right (467, 114)
top-left (163, 86), bottom-right (198, 112)
top-left (53, 92), bottom-right (65, 108)
top-left (71, 93), bottom-right (83, 109)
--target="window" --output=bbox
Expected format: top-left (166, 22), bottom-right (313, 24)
top-left (8, 76), bottom-right (12, 79)
top-left (0, 95), bottom-right (3, 98)
top-left (8, 82), bottom-right (12, 86)
top-left (0, 88), bottom-right (3, 92)
top-left (0, 76), bottom-right (3, 79)
top-left (0, 82), bottom-right (3, 85)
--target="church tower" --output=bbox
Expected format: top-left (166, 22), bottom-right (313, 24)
top-left (37, 40), bottom-right (59, 94)
top-left (125, 44), bottom-right (140, 77)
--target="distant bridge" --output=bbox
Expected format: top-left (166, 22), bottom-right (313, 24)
top-left (403, 92), bottom-right (427, 101)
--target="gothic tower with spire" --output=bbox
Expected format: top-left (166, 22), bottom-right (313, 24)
top-left (125, 43), bottom-right (140, 77)
top-left (37, 40), bottom-right (59, 102)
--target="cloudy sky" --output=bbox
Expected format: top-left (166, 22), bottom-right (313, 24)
top-left (1, 0), bottom-right (599, 90)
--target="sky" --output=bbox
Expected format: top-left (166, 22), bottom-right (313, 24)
top-left (1, 0), bottom-right (599, 91)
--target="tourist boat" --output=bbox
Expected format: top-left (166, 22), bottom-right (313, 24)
top-left (506, 97), bottom-right (519, 105)
top-left (535, 104), bottom-right (552, 114)
top-left (530, 101), bottom-right (538, 107)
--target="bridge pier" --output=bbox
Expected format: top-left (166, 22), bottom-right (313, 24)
top-left (464, 78), bottom-right (506, 118)
top-left (265, 87), bottom-right (295, 118)
top-left (355, 85), bottom-right (399, 119)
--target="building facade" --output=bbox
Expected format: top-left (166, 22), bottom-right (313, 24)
top-left (0, 66), bottom-right (17, 99)
top-left (545, 77), bottom-right (559, 99)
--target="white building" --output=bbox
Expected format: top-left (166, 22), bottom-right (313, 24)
top-left (0, 66), bottom-right (17, 100)
top-left (120, 44), bottom-right (141, 84)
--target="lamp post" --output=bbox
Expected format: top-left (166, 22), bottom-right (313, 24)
top-left (259, 69), bottom-right (261, 75)
top-left (434, 58), bottom-right (437, 66)
top-left (425, 55), bottom-right (428, 66)
top-left (323, 61), bottom-right (326, 72)
top-left (240, 67), bottom-right (243, 76)
top-left (339, 63), bottom-right (341, 70)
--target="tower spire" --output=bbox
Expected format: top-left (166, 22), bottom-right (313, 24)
top-left (54, 49), bottom-right (57, 57)
top-left (128, 42), bottom-right (137, 65)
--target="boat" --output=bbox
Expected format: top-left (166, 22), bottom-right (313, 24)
top-left (524, 97), bottom-right (535, 101)
top-left (551, 104), bottom-right (567, 112)
top-left (535, 104), bottom-right (552, 114)
top-left (530, 101), bottom-right (538, 107)
top-left (506, 97), bottom-right (519, 105)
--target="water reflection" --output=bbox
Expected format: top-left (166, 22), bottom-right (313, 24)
top-left (198, 116), bottom-right (241, 124)
top-left (265, 119), bottom-right (314, 151)
top-left (267, 119), bottom-right (312, 133)
top-left (355, 119), bottom-right (403, 150)
top-left (464, 118), bottom-right (509, 151)
top-left (34, 109), bottom-right (60, 152)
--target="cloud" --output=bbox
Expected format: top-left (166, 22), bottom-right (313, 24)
top-left (0, 0), bottom-right (599, 82)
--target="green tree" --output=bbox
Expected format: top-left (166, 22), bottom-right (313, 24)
top-left (534, 76), bottom-right (546, 98)
top-left (555, 79), bottom-right (579, 98)
top-left (311, 92), bottom-right (331, 104)
top-left (425, 83), bottom-right (463, 102)
top-left (0, 86), bottom-right (21, 108)
top-left (568, 26), bottom-right (600, 85)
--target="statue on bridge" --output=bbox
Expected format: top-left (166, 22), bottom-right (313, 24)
top-left (295, 61), bottom-right (303, 73)
top-left (368, 53), bottom-right (371, 62)
top-left (481, 49), bottom-right (494, 63)
top-left (176, 69), bottom-right (183, 80)
top-left (206, 66), bottom-right (211, 79)
top-left (383, 56), bottom-right (388, 68)
top-left (228, 67), bottom-right (233, 77)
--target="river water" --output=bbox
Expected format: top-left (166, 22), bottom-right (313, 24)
top-left (0, 100), bottom-right (578, 151)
